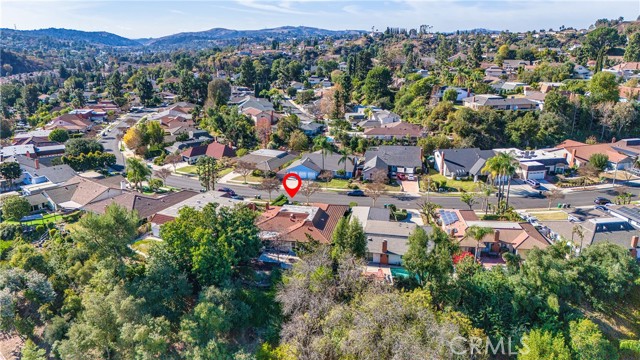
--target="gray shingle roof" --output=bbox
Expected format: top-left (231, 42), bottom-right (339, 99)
top-left (440, 148), bottom-right (496, 176)
top-left (364, 146), bottom-right (423, 168)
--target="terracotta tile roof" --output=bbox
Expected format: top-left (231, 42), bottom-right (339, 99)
top-left (564, 143), bottom-right (631, 163)
top-left (364, 122), bottom-right (423, 137)
top-left (181, 142), bottom-right (236, 159)
top-left (257, 203), bottom-right (348, 243)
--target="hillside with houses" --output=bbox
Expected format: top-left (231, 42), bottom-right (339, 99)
top-left (1, 11), bottom-right (640, 360)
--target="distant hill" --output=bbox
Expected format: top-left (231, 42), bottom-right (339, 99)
top-left (0, 49), bottom-right (49, 76)
top-left (0, 26), bottom-right (365, 51)
top-left (0, 28), bottom-right (141, 47)
top-left (142, 26), bottom-right (366, 48)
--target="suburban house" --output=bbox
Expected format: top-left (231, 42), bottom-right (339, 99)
top-left (494, 148), bottom-right (569, 180)
top-left (485, 66), bottom-right (507, 77)
top-left (181, 142), bottom-right (236, 164)
top-left (545, 217), bottom-right (640, 259)
top-left (84, 190), bottom-right (197, 222)
top-left (165, 137), bottom-right (212, 154)
top-left (604, 62), bottom-right (640, 80)
top-left (573, 65), bottom-right (593, 79)
top-left (607, 205), bottom-right (640, 228)
top-left (45, 114), bottom-right (93, 133)
top-left (39, 175), bottom-right (127, 211)
top-left (433, 148), bottom-right (496, 181)
top-left (363, 122), bottom-right (424, 140)
top-left (150, 191), bottom-right (251, 237)
top-left (500, 82), bottom-right (528, 91)
top-left (237, 149), bottom-right (297, 173)
top-left (12, 135), bottom-right (65, 158)
top-left (351, 206), bottom-right (432, 266)
top-left (362, 146), bottom-right (423, 180)
top-left (435, 86), bottom-right (473, 102)
top-left (439, 209), bottom-right (550, 261)
top-left (279, 151), bottom-right (358, 180)
top-left (257, 203), bottom-right (349, 251)
top-left (462, 94), bottom-right (539, 111)
top-left (11, 155), bottom-right (76, 191)
top-left (551, 139), bottom-right (639, 170)
top-left (69, 109), bottom-right (107, 122)
top-left (299, 121), bottom-right (325, 136)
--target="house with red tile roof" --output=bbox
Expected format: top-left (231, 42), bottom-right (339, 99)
top-left (438, 209), bottom-right (550, 263)
top-left (552, 139), bottom-right (638, 169)
top-left (362, 122), bottom-right (424, 140)
top-left (257, 203), bottom-right (349, 251)
top-left (181, 142), bottom-right (237, 164)
top-left (45, 114), bottom-right (93, 133)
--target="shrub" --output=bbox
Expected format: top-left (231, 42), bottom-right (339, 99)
top-left (348, 202), bottom-right (358, 208)
top-left (0, 240), bottom-right (14, 260)
top-left (35, 225), bottom-right (45, 234)
top-left (620, 340), bottom-right (640, 356)
top-left (348, 184), bottom-right (360, 189)
top-left (0, 223), bottom-right (22, 241)
top-left (236, 148), bottom-right (248, 157)
top-left (271, 194), bottom-right (288, 206)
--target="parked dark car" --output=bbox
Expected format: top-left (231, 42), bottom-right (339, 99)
top-left (218, 187), bottom-right (234, 193)
top-left (594, 197), bottom-right (611, 205)
top-left (231, 195), bottom-right (244, 200)
top-left (347, 190), bottom-right (365, 197)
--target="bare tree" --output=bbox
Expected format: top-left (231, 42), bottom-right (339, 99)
top-left (154, 168), bottom-right (171, 183)
top-left (257, 177), bottom-right (281, 202)
top-left (545, 188), bottom-right (565, 210)
top-left (235, 160), bottom-right (256, 184)
top-left (364, 169), bottom-right (388, 207)
top-left (300, 179), bottom-right (321, 205)
top-left (318, 170), bottom-right (333, 189)
top-left (164, 153), bottom-right (182, 172)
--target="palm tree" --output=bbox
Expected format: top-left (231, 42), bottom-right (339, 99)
top-left (313, 136), bottom-right (334, 171)
top-left (337, 148), bottom-right (354, 177)
top-left (126, 158), bottom-right (151, 192)
top-left (571, 224), bottom-right (585, 256)
top-left (464, 225), bottom-right (495, 262)
top-left (482, 152), bottom-right (518, 213)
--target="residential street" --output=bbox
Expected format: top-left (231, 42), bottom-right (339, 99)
top-left (99, 113), bottom-right (147, 171)
top-left (166, 174), bottom-right (639, 210)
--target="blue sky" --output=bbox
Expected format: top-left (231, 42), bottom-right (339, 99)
top-left (2, 1), bottom-right (639, 39)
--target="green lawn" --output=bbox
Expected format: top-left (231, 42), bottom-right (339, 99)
top-left (319, 178), bottom-right (351, 189)
top-left (178, 166), bottom-right (233, 177)
top-left (5, 211), bottom-right (78, 226)
top-left (176, 165), bottom-right (198, 174)
top-left (131, 238), bottom-right (160, 256)
top-left (422, 173), bottom-right (480, 193)
top-left (231, 174), bottom-right (264, 184)
top-left (527, 211), bottom-right (568, 221)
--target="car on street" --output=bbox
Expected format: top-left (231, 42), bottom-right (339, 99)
top-left (525, 179), bottom-right (541, 189)
top-left (218, 187), bottom-right (234, 194)
top-left (231, 195), bottom-right (244, 200)
top-left (346, 190), bottom-right (365, 197)
top-left (593, 197), bottom-right (611, 205)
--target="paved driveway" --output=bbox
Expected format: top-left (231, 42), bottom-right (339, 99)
top-left (400, 180), bottom-right (420, 194)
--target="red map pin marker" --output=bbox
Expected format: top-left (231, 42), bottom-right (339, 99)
top-left (282, 173), bottom-right (302, 198)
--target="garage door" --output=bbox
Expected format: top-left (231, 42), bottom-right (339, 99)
top-left (526, 171), bottom-right (546, 180)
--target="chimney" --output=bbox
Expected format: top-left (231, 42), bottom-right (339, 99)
top-left (120, 181), bottom-right (126, 190)
top-left (34, 158), bottom-right (39, 169)
top-left (494, 229), bottom-right (500, 243)
top-left (265, 203), bottom-right (270, 210)
top-left (611, 137), bottom-right (616, 144)
top-left (631, 236), bottom-right (639, 249)
top-left (382, 240), bottom-right (388, 253)
top-left (570, 149), bottom-right (577, 167)
top-left (440, 152), bottom-right (446, 175)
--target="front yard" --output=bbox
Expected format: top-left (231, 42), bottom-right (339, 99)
top-left (421, 171), bottom-right (480, 193)
top-left (177, 165), bottom-right (233, 177)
